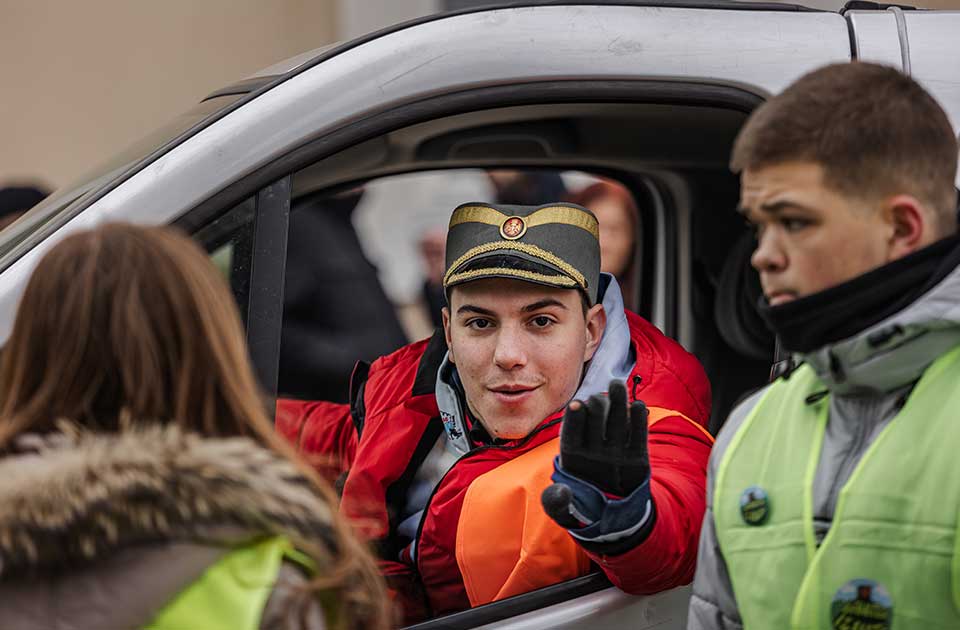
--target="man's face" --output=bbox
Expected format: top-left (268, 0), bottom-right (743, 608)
top-left (442, 278), bottom-right (605, 440)
top-left (741, 161), bottom-right (905, 306)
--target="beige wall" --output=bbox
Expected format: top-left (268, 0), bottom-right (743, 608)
top-left (0, 0), bottom-right (337, 189)
top-left (4, 0), bottom-right (959, 190)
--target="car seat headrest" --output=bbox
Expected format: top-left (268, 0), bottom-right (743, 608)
top-left (713, 231), bottom-right (775, 360)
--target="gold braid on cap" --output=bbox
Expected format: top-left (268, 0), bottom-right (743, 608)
top-left (444, 267), bottom-right (579, 288)
top-left (448, 204), bottom-right (600, 240)
top-left (443, 241), bottom-right (587, 289)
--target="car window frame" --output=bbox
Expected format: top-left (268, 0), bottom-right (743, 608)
top-left (164, 83), bottom-right (758, 625)
top-left (174, 177), bottom-right (291, 397)
top-left (0, 78), bottom-right (758, 626)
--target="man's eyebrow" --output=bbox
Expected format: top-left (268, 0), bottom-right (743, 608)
top-left (738, 200), bottom-right (814, 216)
top-left (456, 305), bottom-right (496, 316)
top-left (522, 298), bottom-right (567, 312)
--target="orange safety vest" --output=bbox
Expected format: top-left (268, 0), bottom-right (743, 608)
top-left (456, 406), bottom-right (710, 606)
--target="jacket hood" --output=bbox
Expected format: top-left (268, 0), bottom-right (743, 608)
top-left (574, 274), bottom-right (636, 400)
top-left (0, 424), bottom-right (337, 577)
top-left (803, 249), bottom-right (960, 396)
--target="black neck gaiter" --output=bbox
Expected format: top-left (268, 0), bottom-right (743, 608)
top-left (758, 235), bottom-right (960, 354)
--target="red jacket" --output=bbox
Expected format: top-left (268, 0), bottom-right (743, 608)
top-left (277, 310), bottom-right (713, 621)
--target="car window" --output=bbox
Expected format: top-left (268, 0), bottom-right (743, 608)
top-left (277, 166), bottom-right (643, 408)
top-left (191, 196), bottom-right (256, 322)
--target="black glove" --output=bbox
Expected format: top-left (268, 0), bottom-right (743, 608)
top-left (559, 380), bottom-right (649, 495)
top-left (541, 380), bottom-right (651, 531)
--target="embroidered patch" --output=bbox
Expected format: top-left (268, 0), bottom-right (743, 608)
top-left (441, 411), bottom-right (462, 441)
top-left (500, 216), bottom-right (527, 240)
top-left (831, 579), bottom-right (892, 629)
top-left (739, 485), bottom-right (769, 526)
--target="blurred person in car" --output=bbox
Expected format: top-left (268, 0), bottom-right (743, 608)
top-left (0, 184), bottom-right (49, 231)
top-left (418, 225), bottom-right (448, 329)
top-left (488, 169), bottom-right (567, 206)
top-left (0, 223), bottom-right (392, 630)
top-left (278, 201), bottom-right (713, 622)
top-left (568, 180), bottom-right (640, 310)
top-left (280, 187), bottom-right (408, 402)
top-left (689, 63), bottom-right (960, 629)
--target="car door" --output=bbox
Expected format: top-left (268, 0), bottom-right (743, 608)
top-left (0, 3), bottom-right (859, 627)
top-left (0, 1), bottom-right (852, 343)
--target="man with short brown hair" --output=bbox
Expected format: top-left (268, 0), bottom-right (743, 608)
top-left (689, 62), bottom-right (960, 629)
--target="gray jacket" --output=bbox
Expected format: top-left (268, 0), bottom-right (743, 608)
top-left (0, 425), bottom-right (334, 630)
top-left (688, 258), bottom-right (960, 629)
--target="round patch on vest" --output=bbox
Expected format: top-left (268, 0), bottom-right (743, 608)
top-left (831, 579), bottom-right (892, 629)
top-left (500, 216), bottom-right (527, 240)
top-left (739, 485), bottom-right (769, 525)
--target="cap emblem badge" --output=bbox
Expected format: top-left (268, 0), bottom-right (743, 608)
top-left (500, 216), bottom-right (527, 240)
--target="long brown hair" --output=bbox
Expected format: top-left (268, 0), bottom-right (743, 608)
top-left (0, 223), bottom-right (392, 629)
top-left (568, 180), bottom-right (640, 310)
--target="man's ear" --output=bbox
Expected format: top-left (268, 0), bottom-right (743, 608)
top-left (884, 194), bottom-right (931, 261)
top-left (442, 306), bottom-right (455, 364)
top-left (584, 304), bottom-right (606, 362)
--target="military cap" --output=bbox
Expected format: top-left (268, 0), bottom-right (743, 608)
top-left (443, 201), bottom-right (601, 304)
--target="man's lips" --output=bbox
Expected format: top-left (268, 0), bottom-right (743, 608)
top-left (765, 291), bottom-right (797, 306)
top-left (488, 384), bottom-right (540, 403)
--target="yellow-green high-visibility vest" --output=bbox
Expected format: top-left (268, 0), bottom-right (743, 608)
top-left (145, 536), bottom-right (317, 630)
top-left (715, 345), bottom-right (960, 629)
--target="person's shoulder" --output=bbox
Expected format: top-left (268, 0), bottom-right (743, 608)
top-left (624, 309), bottom-right (712, 426)
top-left (711, 386), bottom-right (768, 469)
top-left (370, 328), bottom-right (447, 373)
top-left (364, 329), bottom-right (447, 413)
top-left (624, 309), bottom-right (705, 374)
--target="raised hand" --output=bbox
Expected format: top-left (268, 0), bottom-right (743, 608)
top-left (542, 380), bottom-right (652, 533)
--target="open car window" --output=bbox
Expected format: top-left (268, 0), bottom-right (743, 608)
top-left (277, 168), bottom-right (646, 403)
top-left (157, 73), bottom-right (776, 627)
top-left (265, 92), bottom-right (770, 627)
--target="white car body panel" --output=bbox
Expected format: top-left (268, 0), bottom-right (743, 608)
top-left (0, 5), bottom-right (851, 341)
top-left (2, 4), bottom-right (959, 628)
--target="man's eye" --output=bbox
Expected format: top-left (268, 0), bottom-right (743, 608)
top-left (466, 319), bottom-right (493, 330)
top-left (781, 217), bottom-right (809, 232)
top-left (531, 316), bottom-right (553, 328)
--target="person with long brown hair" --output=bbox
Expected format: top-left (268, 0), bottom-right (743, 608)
top-left (0, 223), bottom-right (392, 629)
top-left (567, 180), bottom-right (640, 310)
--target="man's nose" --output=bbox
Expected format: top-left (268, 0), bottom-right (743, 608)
top-left (751, 231), bottom-right (787, 273)
top-left (493, 326), bottom-right (528, 371)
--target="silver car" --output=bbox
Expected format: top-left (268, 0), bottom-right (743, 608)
top-left (2, 3), bottom-right (957, 628)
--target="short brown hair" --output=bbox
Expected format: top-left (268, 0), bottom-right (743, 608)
top-left (732, 62), bottom-right (959, 228)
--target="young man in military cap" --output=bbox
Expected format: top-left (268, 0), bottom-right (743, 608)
top-left (279, 201), bottom-right (713, 622)
top-left (689, 62), bottom-right (960, 629)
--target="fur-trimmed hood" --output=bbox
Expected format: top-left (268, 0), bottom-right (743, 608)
top-left (0, 424), bottom-right (337, 577)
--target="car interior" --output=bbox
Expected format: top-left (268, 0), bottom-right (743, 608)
top-left (190, 96), bottom-right (776, 628)
top-left (281, 101), bottom-right (773, 428)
